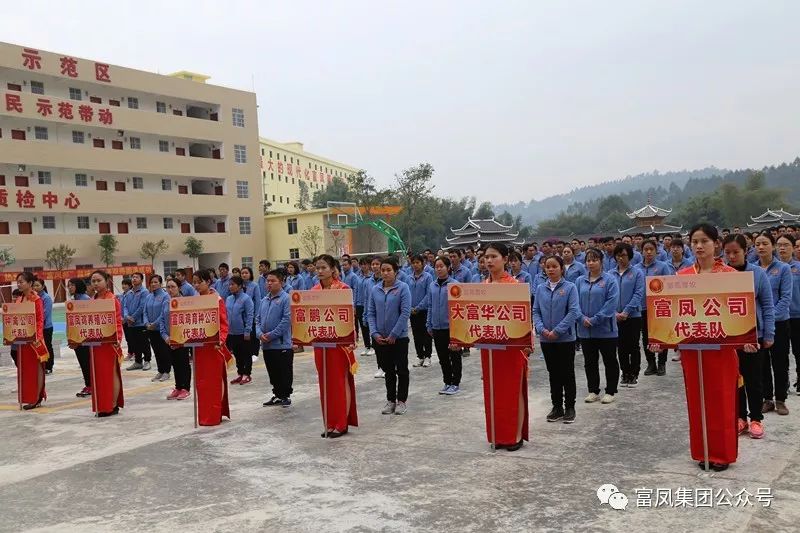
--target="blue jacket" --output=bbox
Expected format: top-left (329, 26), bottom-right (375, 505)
top-left (409, 271), bottom-right (434, 311)
top-left (564, 261), bottom-right (587, 284)
top-left (741, 263), bottom-right (776, 343)
top-left (788, 260), bottom-right (800, 319)
top-left (342, 270), bottom-right (359, 303)
top-left (178, 281), bottom-right (197, 297)
top-left (367, 281), bottom-right (411, 340)
top-left (636, 260), bottom-right (671, 278)
top-left (215, 274), bottom-right (232, 300)
top-left (143, 288), bottom-right (169, 331)
top-left (424, 264), bottom-right (435, 277)
top-left (123, 285), bottom-right (147, 327)
top-left (39, 290), bottom-right (53, 329)
top-left (225, 291), bottom-right (254, 336)
top-left (425, 277), bottom-right (455, 331)
top-left (533, 278), bottom-right (581, 343)
top-left (256, 291), bottom-right (292, 350)
top-left (656, 248), bottom-right (669, 262)
top-left (525, 259), bottom-right (540, 279)
top-left (575, 251), bottom-right (586, 264)
top-left (302, 274), bottom-right (319, 290)
top-left (360, 275), bottom-right (382, 307)
top-left (762, 258), bottom-right (793, 322)
top-left (611, 266), bottom-right (644, 318)
top-left (257, 275), bottom-right (268, 300)
top-left (451, 263), bottom-right (472, 283)
top-left (512, 269), bottom-right (533, 294)
top-left (575, 272), bottom-right (619, 339)
top-left (666, 258), bottom-right (692, 275)
top-left (602, 254), bottom-right (617, 273)
top-left (159, 297), bottom-right (173, 341)
top-left (284, 274), bottom-right (302, 292)
top-left (243, 280), bottom-right (260, 316)
top-left (631, 250), bottom-right (643, 266)
top-left (471, 272), bottom-right (487, 283)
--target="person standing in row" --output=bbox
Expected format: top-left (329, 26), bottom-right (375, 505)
top-left (119, 278), bottom-right (134, 361)
top-left (256, 260), bottom-right (271, 299)
top-left (227, 276), bottom-right (255, 385)
top-left (241, 266), bottom-right (262, 362)
top-left (284, 262), bottom-right (303, 292)
top-left (562, 244), bottom-right (587, 284)
top-left (668, 238), bottom-right (692, 275)
top-left (755, 232), bottom-right (792, 416)
top-left (174, 269), bottom-right (197, 297)
top-left (90, 270), bottom-right (125, 418)
top-left (408, 255), bottom-right (434, 368)
top-left (144, 275), bottom-right (171, 383)
top-left (368, 257), bottom-right (412, 415)
top-left (365, 257), bottom-right (385, 376)
top-left (14, 272), bottom-right (46, 410)
top-left (426, 256), bottom-right (463, 395)
top-left (161, 279), bottom-right (192, 401)
top-left (534, 256), bottom-right (581, 424)
top-left (214, 263), bottom-right (232, 300)
top-left (722, 234), bottom-right (773, 439)
top-left (576, 248), bottom-right (620, 405)
top-left (776, 234), bottom-right (800, 395)
top-left (258, 270), bottom-right (293, 407)
top-left (612, 243), bottom-right (645, 388)
top-left (68, 278), bottom-right (94, 399)
top-left (638, 239), bottom-right (671, 376)
top-left (31, 279), bottom-right (54, 375)
top-left (355, 258), bottom-right (373, 356)
top-left (509, 251), bottom-right (533, 286)
top-left (312, 255), bottom-right (359, 438)
top-left (125, 273), bottom-right (152, 371)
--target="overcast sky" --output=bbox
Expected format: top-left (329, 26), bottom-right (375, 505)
top-left (3, 1), bottom-right (798, 203)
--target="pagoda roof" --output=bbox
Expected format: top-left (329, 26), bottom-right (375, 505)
top-left (626, 204), bottom-right (673, 219)
top-left (749, 208), bottom-right (800, 223)
top-left (450, 218), bottom-right (514, 235)
top-left (446, 230), bottom-right (520, 244)
top-left (618, 223), bottom-right (684, 235)
top-left (442, 235), bottom-right (525, 250)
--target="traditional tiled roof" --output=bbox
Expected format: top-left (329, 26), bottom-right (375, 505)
top-left (749, 208), bottom-right (800, 224)
top-left (442, 235), bottom-right (525, 250)
top-left (618, 223), bottom-right (684, 235)
top-left (626, 204), bottom-right (672, 219)
top-left (450, 218), bottom-right (514, 235)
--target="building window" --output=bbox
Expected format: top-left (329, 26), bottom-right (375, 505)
top-left (241, 256), bottom-right (253, 268)
top-left (161, 178), bottom-right (172, 191)
top-left (34, 126), bottom-right (48, 140)
top-left (234, 144), bottom-right (247, 163)
top-left (236, 180), bottom-right (249, 199)
top-left (279, 196), bottom-right (283, 203)
top-left (163, 261), bottom-right (178, 277)
top-left (127, 97), bottom-right (139, 109)
top-left (232, 108), bottom-right (245, 127)
top-left (156, 101), bottom-right (166, 113)
top-left (30, 81), bottom-right (44, 95)
top-left (77, 216), bottom-right (90, 229)
top-left (42, 216), bottom-right (55, 229)
top-left (289, 248), bottom-right (300, 260)
top-left (69, 87), bottom-right (82, 100)
top-left (37, 171), bottom-right (52, 185)
top-left (75, 173), bottom-right (87, 187)
top-left (129, 137), bottom-right (141, 150)
top-left (136, 217), bottom-right (147, 229)
top-left (159, 140), bottom-right (169, 152)
top-left (287, 218), bottom-right (298, 235)
top-left (163, 217), bottom-right (173, 229)
top-left (132, 176), bottom-right (144, 189)
top-left (72, 131), bottom-right (84, 144)
top-left (238, 216), bottom-right (251, 234)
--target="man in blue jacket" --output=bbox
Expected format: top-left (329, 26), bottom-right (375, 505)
top-left (215, 263), bottom-right (232, 300)
top-left (408, 255), bottom-right (434, 367)
top-left (125, 272), bottom-right (152, 371)
top-left (258, 270), bottom-right (293, 407)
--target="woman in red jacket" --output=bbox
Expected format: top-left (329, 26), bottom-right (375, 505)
top-left (192, 269), bottom-right (231, 426)
top-left (89, 270), bottom-right (125, 418)
top-left (313, 254), bottom-right (359, 438)
top-left (14, 272), bottom-right (47, 410)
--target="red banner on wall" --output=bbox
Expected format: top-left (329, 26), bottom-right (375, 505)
top-left (0, 265), bottom-right (153, 283)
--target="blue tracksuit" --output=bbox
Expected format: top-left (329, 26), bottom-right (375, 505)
top-left (143, 288), bottom-right (169, 331)
top-left (512, 269), bottom-right (533, 294)
top-left (159, 296), bottom-right (172, 341)
top-left (243, 280), bottom-right (261, 315)
top-left (342, 269), bottom-right (359, 303)
top-left (611, 266), bottom-right (644, 318)
top-left (451, 263), bottom-right (472, 283)
top-left (284, 274), bottom-right (302, 292)
top-left (123, 285), bottom-right (147, 327)
top-left (471, 272), bottom-right (487, 283)
top-left (367, 281), bottom-right (411, 340)
top-left (425, 277), bottom-right (455, 331)
top-left (631, 250), bottom-right (643, 266)
top-left (257, 275), bottom-right (268, 300)
top-left (525, 259), bottom-right (540, 279)
top-left (762, 258), bottom-right (793, 322)
top-left (564, 261), bottom-right (587, 284)
top-left (226, 291), bottom-right (254, 336)
top-left (361, 274), bottom-right (382, 307)
top-left (666, 258), bottom-right (692, 275)
top-left (397, 270), bottom-right (412, 286)
top-left (215, 274), bottom-right (232, 300)
top-left (424, 264), bottom-right (435, 277)
top-left (575, 272), bottom-right (619, 339)
top-left (39, 290), bottom-right (53, 329)
top-left (788, 260), bottom-right (800, 319)
top-left (533, 279), bottom-right (581, 343)
top-left (603, 254), bottom-right (617, 273)
top-left (409, 271), bottom-right (433, 312)
top-left (656, 248), bottom-right (669, 262)
top-left (179, 281), bottom-right (197, 297)
top-left (636, 260), bottom-right (671, 278)
top-left (741, 263), bottom-right (776, 343)
top-left (575, 251), bottom-right (586, 264)
top-left (256, 290), bottom-right (292, 350)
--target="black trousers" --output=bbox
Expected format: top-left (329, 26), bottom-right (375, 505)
top-left (641, 312), bottom-right (668, 365)
top-left (738, 346), bottom-right (764, 422)
top-left (122, 324), bottom-right (132, 353)
top-left (43, 327), bottom-right (55, 371)
top-left (264, 348), bottom-right (294, 399)
top-left (410, 312), bottom-right (432, 359)
top-left (227, 334), bottom-right (252, 376)
top-left (356, 306), bottom-right (371, 349)
top-left (432, 329), bottom-right (462, 386)
top-left (76, 346), bottom-right (91, 387)
top-left (250, 318), bottom-right (260, 356)
top-left (581, 337), bottom-right (619, 395)
top-left (790, 318), bottom-right (800, 377)
top-left (130, 326), bottom-right (152, 363)
top-left (375, 338), bottom-right (410, 403)
top-left (542, 341), bottom-right (577, 409)
top-left (172, 347), bottom-right (191, 390)
top-left (763, 320), bottom-right (791, 402)
top-left (617, 317), bottom-right (642, 377)
top-left (147, 329), bottom-right (172, 374)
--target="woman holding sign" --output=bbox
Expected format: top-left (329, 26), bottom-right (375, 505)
top-left (481, 243), bottom-right (532, 451)
top-left (14, 272), bottom-right (47, 410)
top-left (89, 270), bottom-right (125, 418)
top-left (312, 254), bottom-right (359, 438)
top-left (192, 269), bottom-right (231, 426)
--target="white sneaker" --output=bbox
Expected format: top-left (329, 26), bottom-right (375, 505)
top-left (251, 355), bottom-right (259, 363)
top-left (601, 394), bottom-right (616, 404)
top-left (422, 358), bottom-right (431, 367)
top-left (374, 369), bottom-right (385, 379)
top-left (360, 349), bottom-right (369, 356)
top-left (395, 401), bottom-right (407, 415)
top-left (367, 348), bottom-right (376, 356)
top-left (159, 372), bottom-right (171, 382)
top-left (584, 392), bottom-right (600, 403)
top-left (381, 401), bottom-right (396, 415)
top-left (151, 373), bottom-right (163, 382)
top-left (413, 359), bottom-right (425, 367)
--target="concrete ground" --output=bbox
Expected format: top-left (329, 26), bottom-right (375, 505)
top-left (2, 342), bottom-right (800, 533)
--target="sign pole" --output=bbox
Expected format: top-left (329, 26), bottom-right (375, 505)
top-left (89, 345), bottom-right (98, 415)
top-left (191, 347), bottom-right (198, 429)
top-left (489, 348), bottom-right (496, 452)
top-left (16, 344), bottom-right (22, 411)
top-left (696, 349), bottom-right (710, 471)
top-left (323, 346), bottom-right (329, 438)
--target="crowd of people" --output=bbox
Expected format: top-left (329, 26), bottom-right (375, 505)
top-left (8, 222), bottom-right (800, 464)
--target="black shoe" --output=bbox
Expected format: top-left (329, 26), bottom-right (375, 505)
top-left (97, 407), bottom-right (120, 418)
top-left (698, 460), bottom-right (729, 472)
top-left (546, 407), bottom-right (564, 422)
top-left (656, 363), bottom-right (666, 376)
top-left (563, 407), bottom-right (576, 424)
top-left (628, 376), bottom-right (639, 388)
top-left (22, 402), bottom-right (41, 410)
top-left (644, 362), bottom-right (657, 376)
top-left (328, 429), bottom-right (347, 439)
top-left (620, 375), bottom-right (629, 387)
top-left (506, 440), bottom-right (524, 452)
top-left (263, 396), bottom-right (280, 406)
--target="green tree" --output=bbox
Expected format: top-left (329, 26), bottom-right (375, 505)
top-left (745, 170), bottom-right (766, 191)
top-left (596, 195), bottom-right (630, 217)
top-left (140, 239), bottom-right (169, 266)
top-left (473, 201), bottom-right (495, 219)
top-left (45, 244), bottom-right (76, 301)
top-left (299, 225), bottom-right (323, 257)
top-left (98, 235), bottom-right (119, 267)
top-left (311, 177), bottom-right (352, 208)
top-left (595, 212), bottom-right (632, 234)
top-left (394, 163), bottom-right (436, 250)
top-left (294, 180), bottom-right (311, 211)
top-left (182, 236), bottom-right (204, 270)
